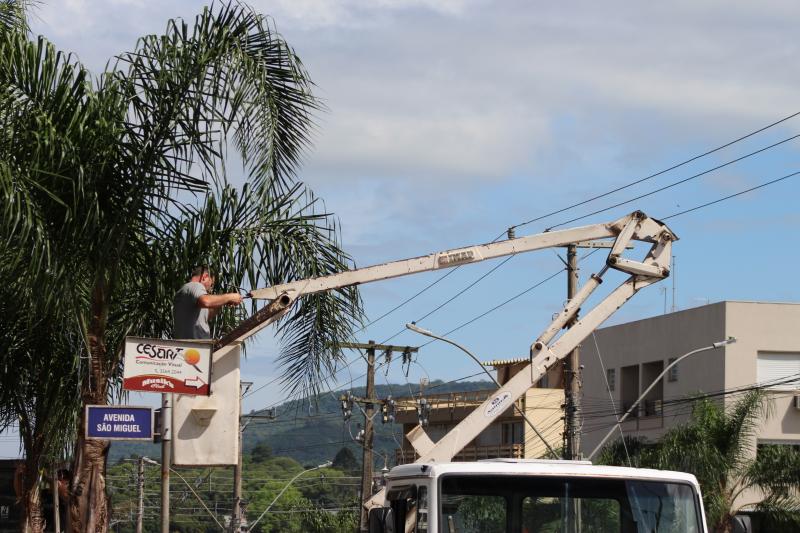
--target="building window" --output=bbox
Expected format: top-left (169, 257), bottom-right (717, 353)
top-left (757, 352), bottom-right (800, 390)
top-left (667, 357), bottom-right (678, 382)
top-left (502, 421), bottom-right (523, 445)
top-left (606, 368), bottom-right (616, 392)
top-left (641, 361), bottom-right (664, 417)
top-left (621, 365), bottom-right (640, 418)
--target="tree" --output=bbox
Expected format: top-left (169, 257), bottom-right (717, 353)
top-left (0, 2), bottom-right (362, 531)
top-left (599, 390), bottom-right (800, 532)
top-left (332, 446), bottom-right (359, 474)
top-left (251, 443), bottom-right (273, 463)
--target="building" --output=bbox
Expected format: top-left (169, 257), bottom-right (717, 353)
top-left (393, 362), bottom-right (564, 464)
top-left (580, 301), bottom-right (800, 455)
top-left (578, 300), bottom-right (800, 525)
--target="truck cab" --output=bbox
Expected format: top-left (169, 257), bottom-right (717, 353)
top-left (369, 459), bottom-right (707, 533)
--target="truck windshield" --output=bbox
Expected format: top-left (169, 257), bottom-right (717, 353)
top-left (440, 475), bottom-right (702, 533)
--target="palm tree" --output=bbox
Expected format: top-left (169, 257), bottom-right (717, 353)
top-left (0, 2), bottom-right (362, 531)
top-left (599, 390), bottom-right (800, 532)
top-left (0, 0), bottom-right (30, 34)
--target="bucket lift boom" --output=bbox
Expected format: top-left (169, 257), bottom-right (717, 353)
top-left (224, 210), bottom-right (676, 503)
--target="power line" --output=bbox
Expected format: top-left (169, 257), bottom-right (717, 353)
top-left (510, 110), bottom-right (800, 231)
top-left (379, 256), bottom-right (517, 345)
top-left (545, 134), bottom-right (800, 230)
top-left (419, 268), bottom-right (564, 348)
top-left (662, 170), bottom-right (800, 220)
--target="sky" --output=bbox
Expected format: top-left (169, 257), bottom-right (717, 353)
top-left (3, 0), bottom-right (800, 457)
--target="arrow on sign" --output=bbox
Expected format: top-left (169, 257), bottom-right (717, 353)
top-left (184, 376), bottom-right (205, 389)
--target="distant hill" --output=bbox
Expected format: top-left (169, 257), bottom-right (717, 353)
top-left (108, 380), bottom-right (494, 465)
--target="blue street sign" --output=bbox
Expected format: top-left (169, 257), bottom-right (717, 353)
top-left (85, 405), bottom-right (154, 441)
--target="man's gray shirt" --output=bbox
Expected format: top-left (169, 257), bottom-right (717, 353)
top-left (173, 281), bottom-right (210, 339)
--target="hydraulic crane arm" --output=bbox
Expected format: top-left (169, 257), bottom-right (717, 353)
top-left (249, 211), bottom-right (671, 302)
top-left (405, 212), bottom-right (675, 460)
top-left (218, 211), bottom-right (674, 350)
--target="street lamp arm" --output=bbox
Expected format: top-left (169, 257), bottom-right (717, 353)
top-left (405, 323), bottom-right (559, 459)
top-left (247, 461), bottom-right (332, 532)
top-left (587, 337), bottom-right (736, 460)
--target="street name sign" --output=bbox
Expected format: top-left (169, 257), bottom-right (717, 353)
top-left (85, 405), bottom-right (153, 441)
top-left (123, 337), bottom-right (213, 395)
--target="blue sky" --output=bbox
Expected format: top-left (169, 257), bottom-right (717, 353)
top-left (2, 0), bottom-right (800, 457)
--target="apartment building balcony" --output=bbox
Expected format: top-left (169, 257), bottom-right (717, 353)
top-left (394, 389), bottom-right (526, 419)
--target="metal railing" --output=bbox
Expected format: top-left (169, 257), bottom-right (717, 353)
top-left (395, 390), bottom-right (525, 412)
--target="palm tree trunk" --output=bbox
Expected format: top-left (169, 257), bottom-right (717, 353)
top-left (69, 436), bottom-right (109, 533)
top-left (19, 456), bottom-right (45, 533)
top-left (68, 278), bottom-right (110, 533)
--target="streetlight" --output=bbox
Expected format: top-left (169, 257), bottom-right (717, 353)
top-left (246, 461), bottom-right (333, 532)
top-left (405, 323), bottom-right (558, 459)
top-left (587, 336), bottom-right (737, 460)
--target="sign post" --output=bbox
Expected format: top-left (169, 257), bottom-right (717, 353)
top-left (85, 406), bottom-right (154, 441)
top-left (123, 337), bottom-right (213, 395)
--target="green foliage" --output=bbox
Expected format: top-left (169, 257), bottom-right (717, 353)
top-left (106, 452), bottom-right (359, 533)
top-left (251, 443), bottom-right (273, 463)
top-left (300, 507), bottom-right (358, 533)
top-left (0, 0), bottom-right (32, 34)
top-left (599, 390), bottom-right (800, 531)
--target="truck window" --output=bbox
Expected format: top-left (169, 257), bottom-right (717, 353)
top-left (521, 495), bottom-right (621, 532)
top-left (440, 492), bottom-right (507, 533)
top-left (418, 486), bottom-right (429, 533)
top-left (387, 485), bottom-right (418, 533)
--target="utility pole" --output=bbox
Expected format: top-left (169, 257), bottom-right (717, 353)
top-left (564, 246), bottom-right (583, 533)
top-left (136, 457), bottom-right (144, 533)
top-left (360, 341), bottom-right (376, 533)
top-left (557, 239), bottom-right (627, 459)
top-left (564, 244), bottom-right (581, 461)
top-left (338, 341), bottom-right (418, 533)
top-left (160, 393), bottom-right (171, 533)
top-left (232, 381), bottom-right (252, 533)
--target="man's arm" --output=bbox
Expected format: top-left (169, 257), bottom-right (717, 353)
top-left (197, 293), bottom-right (243, 321)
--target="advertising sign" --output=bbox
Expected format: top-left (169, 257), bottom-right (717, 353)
top-left (123, 337), bottom-right (212, 395)
top-left (85, 405), bottom-right (153, 441)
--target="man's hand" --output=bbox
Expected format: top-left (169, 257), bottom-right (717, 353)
top-left (226, 293), bottom-right (244, 306)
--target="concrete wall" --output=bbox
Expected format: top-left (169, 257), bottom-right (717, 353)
top-left (523, 388), bottom-right (563, 458)
top-left (724, 301), bottom-right (800, 443)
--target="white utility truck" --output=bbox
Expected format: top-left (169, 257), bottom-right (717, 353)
top-left (216, 210), bottom-right (707, 532)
